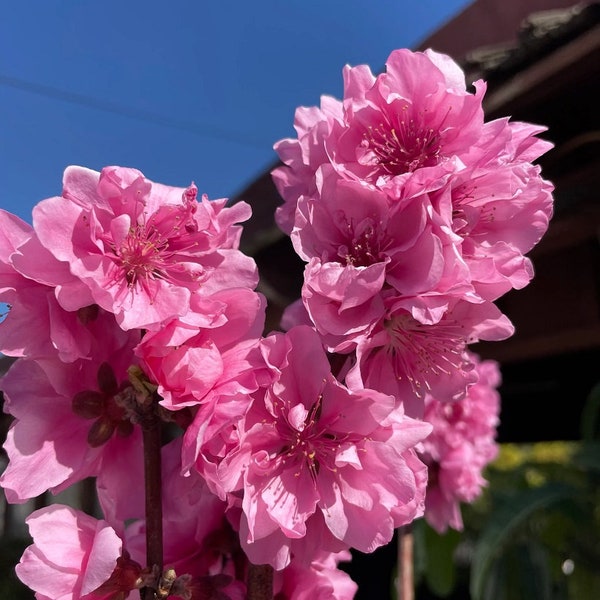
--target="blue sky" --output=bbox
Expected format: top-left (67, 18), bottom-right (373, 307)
top-left (0, 1), bottom-right (472, 224)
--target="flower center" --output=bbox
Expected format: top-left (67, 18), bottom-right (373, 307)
top-left (117, 224), bottom-right (169, 287)
top-left (278, 396), bottom-right (345, 483)
top-left (384, 313), bottom-right (467, 398)
top-left (337, 217), bottom-right (386, 268)
top-left (451, 182), bottom-right (498, 239)
top-left (104, 184), bottom-right (204, 291)
top-left (362, 107), bottom-right (442, 177)
top-left (342, 223), bottom-right (381, 267)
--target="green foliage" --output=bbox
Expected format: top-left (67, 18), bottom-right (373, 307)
top-left (469, 482), bottom-right (575, 600)
top-left (481, 539), bottom-right (553, 600)
top-left (580, 382), bottom-right (600, 441)
top-left (414, 381), bottom-right (600, 600)
top-left (415, 521), bottom-right (461, 597)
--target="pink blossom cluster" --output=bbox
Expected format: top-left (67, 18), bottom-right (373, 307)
top-left (0, 165), bottom-right (369, 598)
top-left (419, 353), bottom-right (502, 533)
top-left (272, 48), bottom-right (553, 529)
top-left (274, 48), bottom-right (553, 414)
top-left (0, 47), bottom-right (554, 600)
top-left (0, 165), bottom-right (262, 598)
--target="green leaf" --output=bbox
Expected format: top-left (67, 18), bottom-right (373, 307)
top-left (470, 483), bottom-right (575, 600)
top-left (412, 518), bottom-right (427, 583)
top-left (581, 382), bottom-right (600, 441)
top-left (423, 523), bottom-right (460, 597)
top-left (482, 540), bottom-right (552, 600)
top-left (572, 441), bottom-right (600, 473)
top-left (567, 561), bottom-right (600, 598)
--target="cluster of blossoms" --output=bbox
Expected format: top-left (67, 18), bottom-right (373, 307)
top-left (0, 166), bottom-right (359, 598)
top-left (273, 47), bottom-right (552, 525)
top-left (419, 352), bottom-right (502, 533)
top-left (0, 48), bottom-right (553, 600)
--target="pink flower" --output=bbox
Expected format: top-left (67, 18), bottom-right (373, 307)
top-left (290, 162), bottom-right (449, 283)
top-left (0, 210), bottom-right (109, 362)
top-left (346, 297), bottom-right (512, 417)
top-left (219, 326), bottom-right (431, 569)
top-left (300, 257), bottom-right (387, 352)
top-left (420, 354), bottom-right (501, 532)
top-left (289, 171), bottom-right (473, 352)
top-left (272, 98), bottom-right (344, 234)
top-left (272, 48), bottom-right (488, 230)
top-left (136, 287), bottom-right (265, 410)
top-left (0, 327), bottom-right (143, 506)
top-left (330, 49), bottom-right (486, 191)
top-left (32, 166), bottom-right (257, 331)
top-left (134, 288), bottom-right (265, 499)
top-left (438, 118), bottom-right (554, 300)
top-left (274, 550), bottom-right (357, 599)
top-left (273, 48), bottom-right (554, 309)
top-left (16, 504), bottom-right (141, 600)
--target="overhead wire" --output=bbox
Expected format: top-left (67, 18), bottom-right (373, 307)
top-left (0, 73), bottom-right (267, 149)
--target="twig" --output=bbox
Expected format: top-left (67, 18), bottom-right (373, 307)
top-left (246, 564), bottom-right (274, 600)
top-left (397, 525), bottom-right (414, 600)
top-left (142, 404), bottom-right (163, 600)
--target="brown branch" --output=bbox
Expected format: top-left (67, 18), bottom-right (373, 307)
top-left (142, 404), bottom-right (163, 600)
top-left (246, 564), bottom-right (274, 600)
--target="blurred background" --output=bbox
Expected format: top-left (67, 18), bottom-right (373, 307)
top-left (1, 0), bottom-right (599, 598)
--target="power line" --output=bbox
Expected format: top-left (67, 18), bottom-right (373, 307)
top-left (0, 73), bottom-right (267, 149)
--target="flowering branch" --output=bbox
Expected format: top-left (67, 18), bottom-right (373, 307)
top-left (0, 46), bottom-right (554, 600)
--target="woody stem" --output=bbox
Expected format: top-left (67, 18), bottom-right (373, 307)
top-left (246, 564), bottom-right (274, 600)
top-left (142, 400), bottom-right (163, 600)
